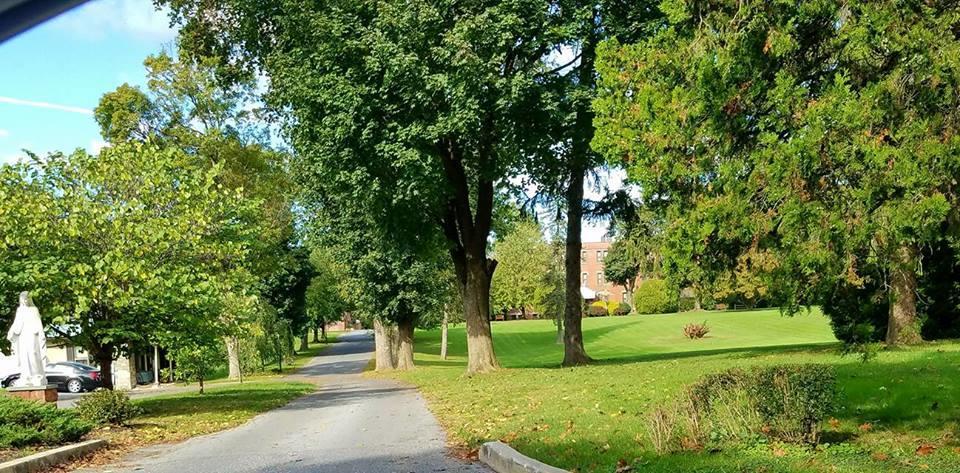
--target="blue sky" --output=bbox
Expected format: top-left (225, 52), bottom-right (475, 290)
top-left (0, 0), bottom-right (175, 163)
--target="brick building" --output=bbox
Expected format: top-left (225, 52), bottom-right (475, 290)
top-left (580, 237), bottom-right (636, 304)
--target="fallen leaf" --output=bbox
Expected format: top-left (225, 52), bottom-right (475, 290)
top-left (828, 418), bottom-right (841, 430)
top-left (772, 446), bottom-right (787, 457)
top-left (859, 422), bottom-right (873, 432)
top-left (871, 452), bottom-right (889, 461)
top-left (615, 459), bottom-right (633, 473)
top-left (916, 444), bottom-right (936, 456)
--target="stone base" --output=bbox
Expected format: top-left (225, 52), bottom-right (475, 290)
top-left (5, 385), bottom-right (59, 403)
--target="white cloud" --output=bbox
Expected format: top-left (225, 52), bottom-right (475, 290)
top-left (0, 129), bottom-right (9, 138)
top-left (0, 96), bottom-right (93, 115)
top-left (50, 0), bottom-right (176, 42)
top-left (89, 139), bottom-right (108, 154)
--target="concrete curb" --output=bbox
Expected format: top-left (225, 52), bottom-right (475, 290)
top-left (479, 441), bottom-right (568, 473)
top-left (0, 439), bottom-right (106, 473)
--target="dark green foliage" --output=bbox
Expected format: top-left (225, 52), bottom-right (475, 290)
top-left (613, 302), bottom-right (631, 316)
top-left (677, 296), bottom-right (696, 312)
top-left (74, 390), bottom-right (143, 426)
top-left (749, 365), bottom-right (837, 444)
top-left (0, 396), bottom-right (92, 448)
top-left (681, 365), bottom-right (837, 447)
top-left (633, 279), bottom-right (677, 314)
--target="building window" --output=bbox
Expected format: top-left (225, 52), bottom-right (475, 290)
top-left (604, 250), bottom-right (609, 260)
top-left (581, 272), bottom-right (588, 286)
top-left (580, 251), bottom-right (586, 263)
top-left (598, 273), bottom-right (605, 286)
top-left (596, 250), bottom-right (603, 262)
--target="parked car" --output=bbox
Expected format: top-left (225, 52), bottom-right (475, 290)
top-left (1, 372), bottom-right (17, 389)
top-left (1, 362), bottom-right (102, 393)
top-left (46, 362), bottom-right (101, 393)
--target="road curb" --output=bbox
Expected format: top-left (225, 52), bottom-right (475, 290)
top-left (0, 439), bottom-right (107, 473)
top-left (479, 441), bottom-right (568, 473)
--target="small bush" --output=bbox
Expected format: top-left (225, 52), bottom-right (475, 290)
top-left (749, 365), bottom-right (837, 443)
top-left (683, 321), bottom-right (710, 339)
top-left (644, 365), bottom-right (838, 454)
top-left (633, 279), bottom-right (677, 314)
top-left (587, 301), bottom-right (608, 317)
top-left (613, 302), bottom-right (632, 316)
top-left (0, 396), bottom-right (92, 448)
top-left (678, 296), bottom-right (697, 312)
top-left (607, 301), bottom-right (621, 316)
top-left (75, 389), bottom-right (143, 426)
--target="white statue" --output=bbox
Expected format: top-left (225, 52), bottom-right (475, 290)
top-left (5, 292), bottom-right (47, 387)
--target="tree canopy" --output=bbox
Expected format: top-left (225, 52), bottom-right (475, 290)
top-left (594, 0), bottom-right (960, 345)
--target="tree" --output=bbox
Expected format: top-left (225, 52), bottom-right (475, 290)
top-left (603, 240), bottom-right (641, 306)
top-left (593, 0), bottom-right (960, 345)
top-left (0, 144), bottom-right (257, 387)
top-left (96, 51), bottom-right (297, 379)
top-left (305, 248), bottom-right (349, 344)
top-left (163, 0), bottom-right (570, 374)
top-left (491, 220), bottom-right (553, 318)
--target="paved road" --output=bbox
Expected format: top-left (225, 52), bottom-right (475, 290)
top-left (87, 331), bottom-right (488, 473)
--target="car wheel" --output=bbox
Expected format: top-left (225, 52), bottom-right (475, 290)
top-left (66, 379), bottom-right (83, 393)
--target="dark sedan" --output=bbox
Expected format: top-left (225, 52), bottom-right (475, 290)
top-left (1, 362), bottom-right (102, 393)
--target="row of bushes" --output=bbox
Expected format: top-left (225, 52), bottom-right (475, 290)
top-left (645, 365), bottom-right (837, 454)
top-left (0, 390), bottom-right (141, 450)
top-left (587, 300), bottom-right (632, 317)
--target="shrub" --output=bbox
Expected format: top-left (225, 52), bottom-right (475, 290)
top-left (678, 296), bottom-right (697, 312)
top-left (749, 365), bottom-right (837, 443)
top-left (633, 279), bottom-right (677, 314)
top-left (613, 302), bottom-right (632, 316)
top-left (645, 365), bottom-right (838, 454)
top-left (75, 389), bottom-right (143, 426)
top-left (587, 301), bottom-right (608, 317)
top-left (683, 321), bottom-right (710, 339)
top-left (607, 301), bottom-right (621, 316)
top-left (0, 396), bottom-right (92, 448)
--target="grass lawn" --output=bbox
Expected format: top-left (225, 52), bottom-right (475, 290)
top-left (385, 309), bottom-right (960, 473)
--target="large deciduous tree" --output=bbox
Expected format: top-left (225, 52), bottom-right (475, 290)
top-left (164, 0), bottom-right (567, 373)
top-left (594, 0), bottom-right (960, 345)
top-left (0, 144), bottom-right (256, 387)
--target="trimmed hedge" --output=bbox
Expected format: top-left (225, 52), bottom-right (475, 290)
top-left (613, 302), bottom-right (632, 315)
top-left (0, 395), bottom-right (92, 448)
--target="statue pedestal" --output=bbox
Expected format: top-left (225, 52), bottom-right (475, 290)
top-left (6, 385), bottom-right (58, 404)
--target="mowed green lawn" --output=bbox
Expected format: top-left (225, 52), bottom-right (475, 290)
top-left (387, 309), bottom-right (960, 473)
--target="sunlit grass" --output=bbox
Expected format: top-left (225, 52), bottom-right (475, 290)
top-left (386, 310), bottom-right (960, 472)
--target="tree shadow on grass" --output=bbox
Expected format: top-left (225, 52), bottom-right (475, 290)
top-left (590, 342), bottom-right (841, 367)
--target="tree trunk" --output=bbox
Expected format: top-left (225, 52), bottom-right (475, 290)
top-left (299, 332), bottom-right (309, 352)
top-left (561, 9), bottom-right (598, 367)
top-left (225, 336), bottom-right (241, 381)
top-left (95, 350), bottom-right (114, 390)
top-left (886, 245), bottom-right (922, 345)
top-left (313, 326), bottom-right (320, 343)
top-left (440, 309), bottom-right (449, 360)
top-left (321, 324), bottom-right (327, 342)
top-left (462, 259), bottom-right (500, 373)
top-left (562, 168), bottom-right (592, 366)
top-left (396, 319), bottom-right (415, 370)
top-left (373, 318), bottom-right (396, 371)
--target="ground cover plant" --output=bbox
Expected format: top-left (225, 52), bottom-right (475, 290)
top-left (385, 310), bottom-right (960, 472)
top-left (0, 395), bottom-right (91, 453)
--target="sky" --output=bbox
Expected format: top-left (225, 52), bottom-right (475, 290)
top-left (0, 0), bottom-right (177, 163)
top-left (0, 0), bottom-right (618, 242)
